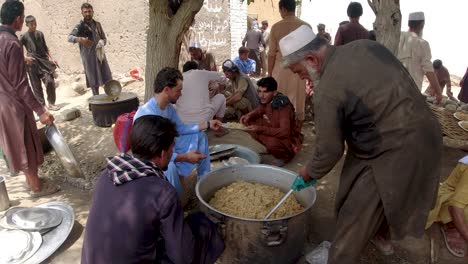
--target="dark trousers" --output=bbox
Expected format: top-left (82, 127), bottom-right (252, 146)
top-left (27, 65), bottom-right (56, 105)
top-left (248, 49), bottom-right (261, 75)
top-left (156, 212), bottom-right (225, 264)
top-left (90, 86), bottom-right (99, 96)
top-left (328, 167), bottom-right (386, 264)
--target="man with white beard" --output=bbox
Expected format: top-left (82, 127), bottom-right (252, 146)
top-left (398, 12), bottom-right (441, 104)
top-left (280, 25), bottom-right (442, 263)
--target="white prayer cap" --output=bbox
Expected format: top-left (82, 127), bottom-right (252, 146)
top-left (279, 25), bottom-right (316, 57)
top-left (409, 12), bottom-right (425, 21)
top-left (189, 42), bottom-right (201, 49)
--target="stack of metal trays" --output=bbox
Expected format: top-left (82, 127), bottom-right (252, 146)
top-left (0, 202), bottom-right (75, 264)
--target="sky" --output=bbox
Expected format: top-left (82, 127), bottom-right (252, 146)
top-left (300, 0), bottom-right (468, 77)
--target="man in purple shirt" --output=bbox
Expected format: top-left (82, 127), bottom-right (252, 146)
top-left (81, 115), bottom-right (224, 264)
top-left (334, 2), bottom-right (369, 46)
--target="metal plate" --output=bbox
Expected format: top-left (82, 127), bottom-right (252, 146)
top-left (221, 123), bottom-right (252, 131)
top-left (458, 121), bottom-right (468, 132)
top-left (0, 229), bottom-right (42, 264)
top-left (210, 144), bottom-right (260, 163)
top-left (209, 144), bottom-right (237, 156)
top-left (454, 112), bottom-right (468, 121)
top-left (45, 125), bottom-right (84, 178)
top-left (23, 201), bottom-right (75, 264)
top-left (6, 208), bottom-right (62, 231)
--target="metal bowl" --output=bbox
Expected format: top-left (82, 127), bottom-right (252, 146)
top-left (45, 124), bottom-right (84, 178)
top-left (104, 80), bottom-right (122, 98)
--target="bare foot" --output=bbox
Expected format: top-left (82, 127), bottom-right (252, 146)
top-left (371, 235), bottom-right (394, 256)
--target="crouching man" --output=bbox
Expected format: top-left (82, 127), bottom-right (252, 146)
top-left (82, 115), bottom-right (224, 264)
top-left (134, 67), bottom-right (222, 196)
top-left (240, 77), bottom-right (302, 166)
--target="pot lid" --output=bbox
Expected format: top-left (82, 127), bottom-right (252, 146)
top-left (0, 229), bottom-right (42, 264)
top-left (88, 92), bottom-right (138, 105)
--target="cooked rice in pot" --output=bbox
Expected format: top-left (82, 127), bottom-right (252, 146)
top-left (208, 180), bottom-right (304, 219)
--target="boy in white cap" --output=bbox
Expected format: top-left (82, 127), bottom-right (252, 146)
top-left (398, 12), bottom-right (442, 104)
top-left (280, 25), bottom-right (442, 263)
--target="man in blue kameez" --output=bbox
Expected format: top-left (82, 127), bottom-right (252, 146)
top-left (134, 67), bottom-right (222, 195)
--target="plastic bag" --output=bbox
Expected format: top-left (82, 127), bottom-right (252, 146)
top-left (305, 241), bottom-right (331, 264)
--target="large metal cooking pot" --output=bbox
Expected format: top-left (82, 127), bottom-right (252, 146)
top-left (88, 92), bottom-right (139, 127)
top-left (196, 165), bottom-right (316, 264)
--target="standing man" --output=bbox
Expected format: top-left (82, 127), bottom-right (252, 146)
top-left (20, 15), bottom-right (60, 111)
top-left (189, 42), bottom-right (217, 71)
top-left (260, 20), bottom-right (270, 76)
top-left (242, 21), bottom-right (265, 76)
top-left (68, 3), bottom-right (112, 95)
top-left (317, 23), bottom-right (331, 43)
top-left (281, 25), bottom-right (442, 263)
top-left (398, 12), bottom-right (442, 103)
top-left (0, 1), bottom-right (59, 197)
top-left (134, 67), bottom-right (223, 196)
top-left (268, 0), bottom-right (309, 130)
top-left (424, 59), bottom-right (453, 99)
top-left (334, 2), bottom-right (369, 46)
top-left (459, 68), bottom-right (468, 104)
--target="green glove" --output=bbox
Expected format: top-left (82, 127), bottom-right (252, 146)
top-left (291, 177), bottom-right (317, 191)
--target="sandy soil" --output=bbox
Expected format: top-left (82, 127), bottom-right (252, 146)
top-left (0, 75), bottom-right (467, 263)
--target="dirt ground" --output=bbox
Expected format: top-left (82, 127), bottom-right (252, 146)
top-left (1, 77), bottom-right (468, 263)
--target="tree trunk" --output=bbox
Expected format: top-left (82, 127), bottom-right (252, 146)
top-left (145, 0), bottom-right (204, 101)
top-left (368, 0), bottom-right (401, 56)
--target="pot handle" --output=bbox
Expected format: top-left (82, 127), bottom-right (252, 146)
top-left (261, 224), bottom-right (288, 247)
top-left (207, 211), bottom-right (226, 239)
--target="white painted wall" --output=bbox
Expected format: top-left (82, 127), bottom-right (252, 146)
top-left (230, 0), bottom-right (248, 60)
top-left (301, 0), bottom-right (468, 77)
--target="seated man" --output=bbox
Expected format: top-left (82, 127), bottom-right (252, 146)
top-left (233, 46), bottom-right (256, 75)
top-left (222, 59), bottom-right (259, 119)
top-left (81, 115), bottom-right (224, 264)
top-left (176, 61), bottom-right (226, 124)
top-left (134, 67), bottom-right (222, 196)
top-left (189, 42), bottom-right (217, 71)
top-left (240, 77), bottom-right (302, 166)
top-left (426, 155), bottom-right (468, 258)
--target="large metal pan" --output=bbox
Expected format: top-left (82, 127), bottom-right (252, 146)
top-left (45, 124), bottom-right (84, 178)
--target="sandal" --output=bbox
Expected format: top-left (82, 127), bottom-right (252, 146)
top-left (30, 180), bottom-right (60, 198)
top-left (371, 236), bottom-right (395, 256)
top-left (441, 226), bottom-right (467, 258)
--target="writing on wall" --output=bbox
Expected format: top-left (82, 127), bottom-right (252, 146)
top-left (193, 0), bottom-right (231, 63)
